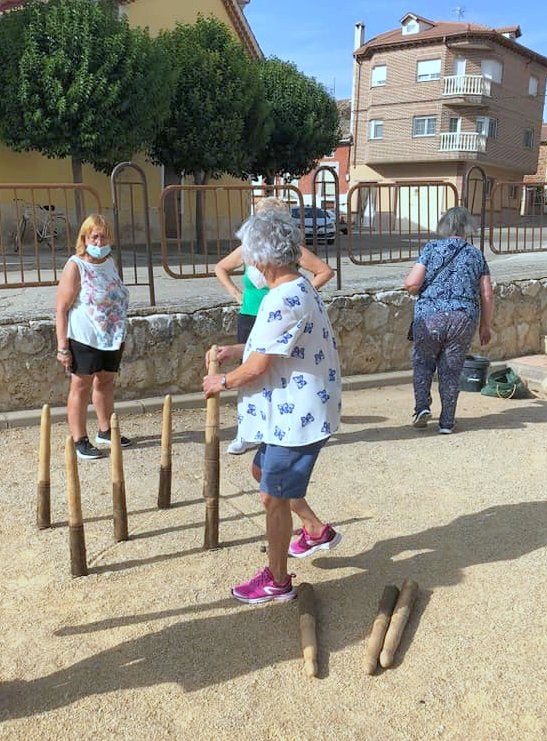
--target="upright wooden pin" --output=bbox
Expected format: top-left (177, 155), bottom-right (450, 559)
top-left (36, 403), bottom-right (51, 529)
top-left (157, 394), bottom-right (172, 509)
top-left (203, 344), bottom-right (220, 549)
top-left (298, 582), bottom-right (319, 678)
top-left (110, 413), bottom-right (128, 542)
top-left (364, 584), bottom-right (400, 675)
top-left (379, 579), bottom-right (419, 669)
top-left (65, 435), bottom-right (88, 577)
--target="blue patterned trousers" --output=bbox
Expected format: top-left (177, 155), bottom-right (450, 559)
top-left (412, 311), bottom-right (476, 429)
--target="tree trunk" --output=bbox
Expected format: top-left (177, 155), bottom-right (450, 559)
top-left (163, 164), bottom-right (182, 239)
top-left (193, 170), bottom-right (207, 254)
top-left (71, 157), bottom-right (84, 226)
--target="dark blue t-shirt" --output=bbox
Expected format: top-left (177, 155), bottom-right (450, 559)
top-left (414, 237), bottom-right (490, 322)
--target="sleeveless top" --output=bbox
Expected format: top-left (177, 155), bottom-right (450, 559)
top-left (240, 266), bottom-right (269, 317)
top-left (66, 255), bottom-right (129, 351)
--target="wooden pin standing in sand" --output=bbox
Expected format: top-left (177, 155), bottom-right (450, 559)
top-left (298, 582), bottom-right (319, 678)
top-left (36, 403), bottom-right (52, 529)
top-left (379, 579), bottom-right (419, 669)
top-left (110, 413), bottom-right (128, 542)
top-left (65, 435), bottom-right (88, 577)
top-left (364, 584), bottom-right (400, 675)
top-left (203, 345), bottom-right (220, 550)
top-left (157, 394), bottom-right (172, 509)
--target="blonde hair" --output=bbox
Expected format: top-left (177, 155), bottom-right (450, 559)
top-left (74, 214), bottom-right (113, 256)
top-left (255, 196), bottom-right (289, 215)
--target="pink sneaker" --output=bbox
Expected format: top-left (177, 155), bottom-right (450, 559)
top-left (289, 524), bottom-right (342, 558)
top-left (231, 566), bottom-right (296, 604)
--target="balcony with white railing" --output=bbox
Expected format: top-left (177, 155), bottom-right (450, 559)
top-left (439, 132), bottom-right (487, 153)
top-left (443, 75), bottom-right (492, 99)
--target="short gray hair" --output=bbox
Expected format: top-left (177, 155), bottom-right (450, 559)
top-left (236, 210), bottom-right (302, 267)
top-left (437, 206), bottom-right (476, 237)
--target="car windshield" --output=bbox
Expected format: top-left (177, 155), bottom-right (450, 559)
top-left (291, 207), bottom-right (330, 219)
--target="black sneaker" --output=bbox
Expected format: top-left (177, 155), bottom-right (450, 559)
top-left (95, 429), bottom-right (132, 448)
top-left (75, 436), bottom-right (104, 460)
top-left (412, 409), bottom-right (432, 428)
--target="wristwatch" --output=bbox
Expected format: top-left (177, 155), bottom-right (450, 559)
top-left (220, 374), bottom-right (228, 389)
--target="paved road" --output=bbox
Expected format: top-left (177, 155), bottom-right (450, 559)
top-left (1, 245), bottom-right (546, 324)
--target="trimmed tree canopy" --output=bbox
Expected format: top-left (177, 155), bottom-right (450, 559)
top-left (148, 15), bottom-right (271, 181)
top-left (252, 57), bottom-right (341, 180)
top-left (0, 0), bottom-right (172, 178)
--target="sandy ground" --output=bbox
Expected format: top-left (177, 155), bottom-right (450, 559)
top-left (0, 383), bottom-right (546, 741)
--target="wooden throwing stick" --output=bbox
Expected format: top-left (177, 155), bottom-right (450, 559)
top-left (157, 394), bottom-right (172, 509)
top-left (65, 436), bottom-right (88, 577)
top-left (36, 403), bottom-right (52, 529)
top-left (111, 413), bottom-right (128, 542)
top-left (364, 584), bottom-right (400, 675)
top-left (203, 344), bottom-right (220, 549)
top-left (379, 579), bottom-right (419, 669)
top-left (298, 582), bottom-right (319, 678)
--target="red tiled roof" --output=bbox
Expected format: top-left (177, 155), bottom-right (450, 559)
top-left (0, 0), bottom-right (25, 11)
top-left (355, 18), bottom-right (547, 67)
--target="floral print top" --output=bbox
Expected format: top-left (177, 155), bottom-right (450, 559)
top-left (415, 237), bottom-right (490, 322)
top-left (237, 275), bottom-right (341, 447)
top-left (66, 256), bottom-right (129, 350)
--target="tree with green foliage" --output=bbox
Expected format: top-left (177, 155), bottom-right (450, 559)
top-left (148, 15), bottom-right (271, 184)
top-left (252, 58), bottom-right (340, 181)
top-left (0, 0), bottom-right (172, 194)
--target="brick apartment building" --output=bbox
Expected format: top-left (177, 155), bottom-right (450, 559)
top-left (350, 12), bottom-right (547, 220)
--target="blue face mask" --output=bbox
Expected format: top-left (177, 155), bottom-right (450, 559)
top-left (86, 244), bottom-right (111, 259)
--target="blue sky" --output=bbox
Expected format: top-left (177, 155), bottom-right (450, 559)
top-left (245, 0), bottom-right (547, 115)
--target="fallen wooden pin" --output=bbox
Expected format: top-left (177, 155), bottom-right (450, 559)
top-left (364, 584), bottom-right (400, 675)
top-left (297, 582), bottom-right (318, 678)
top-left (157, 394), bottom-right (172, 509)
top-left (36, 403), bottom-right (51, 529)
top-left (379, 578), bottom-right (419, 669)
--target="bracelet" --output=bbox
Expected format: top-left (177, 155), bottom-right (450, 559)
top-left (220, 374), bottom-right (228, 389)
top-left (57, 348), bottom-right (71, 356)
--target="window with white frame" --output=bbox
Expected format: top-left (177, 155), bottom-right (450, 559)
top-left (523, 129), bottom-right (534, 148)
top-left (449, 117), bottom-right (461, 133)
top-left (476, 116), bottom-right (498, 138)
top-left (413, 116), bottom-right (436, 137)
top-left (528, 76), bottom-right (539, 96)
top-left (481, 59), bottom-right (502, 83)
top-left (416, 59), bottom-right (441, 82)
top-left (371, 64), bottom-right (387, 87)
top-left (368, 119), bottom-right (384, 139)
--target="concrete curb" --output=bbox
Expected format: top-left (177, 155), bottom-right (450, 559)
top-left (0, 362), bottom-right (513, 430)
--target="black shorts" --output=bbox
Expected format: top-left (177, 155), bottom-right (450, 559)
top-left (68, 339), bottom-right (124, 375)
top-left (237, 313), bottom-right (257, 344)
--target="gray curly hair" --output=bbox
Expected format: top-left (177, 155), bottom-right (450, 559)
top-left (236, 210), bottom-right (302, 267)
top-left (437, 206), bottom-right (476, 237)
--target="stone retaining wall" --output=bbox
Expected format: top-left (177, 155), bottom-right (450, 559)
top-left (1, 279), bottom-right (545, 412)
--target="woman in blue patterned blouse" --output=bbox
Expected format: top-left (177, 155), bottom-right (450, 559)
top-left (404, 206), bottom-right (494, 434)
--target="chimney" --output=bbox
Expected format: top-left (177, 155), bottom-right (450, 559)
top-left (354, 21), bottom-right (365, 51)
top-left (350, 23), bottom-right (365, 141)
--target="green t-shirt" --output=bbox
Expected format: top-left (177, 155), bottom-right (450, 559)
top-left (240, 267), bottom-right (269, 317)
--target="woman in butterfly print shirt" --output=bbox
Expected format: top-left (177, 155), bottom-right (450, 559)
top-left (203, 211), bottom-right (342, 604)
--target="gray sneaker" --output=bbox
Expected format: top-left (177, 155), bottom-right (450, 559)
top-left (75, 436), bottom-right (104, 460)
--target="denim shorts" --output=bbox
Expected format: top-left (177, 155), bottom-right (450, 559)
top-left (252, 439), bottom-right (327, 500)
top-left (68, 339), bottom-right (124, 375)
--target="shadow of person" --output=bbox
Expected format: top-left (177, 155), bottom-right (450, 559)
top-left (1, 502), bottom-right (544, 719)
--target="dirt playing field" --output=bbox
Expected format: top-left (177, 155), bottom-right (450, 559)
top-left (0, 383), bottom-right (545, 740)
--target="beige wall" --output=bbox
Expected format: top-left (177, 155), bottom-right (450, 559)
top-left (122, 0), bottom-right (233, 36)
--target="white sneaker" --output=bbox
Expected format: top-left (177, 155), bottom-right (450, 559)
top-left (226, 438), bottom-right (257, 455)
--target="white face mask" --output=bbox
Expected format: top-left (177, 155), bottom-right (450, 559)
top-left (246, 264), bottom-right (268, 290)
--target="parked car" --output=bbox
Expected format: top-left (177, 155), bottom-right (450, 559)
top-left (326, 209), bottom-right (348, 235)
top-left (290, 206), bottom-right (336, 244)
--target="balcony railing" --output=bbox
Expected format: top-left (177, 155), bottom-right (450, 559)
top-left (439, 132), bottom-right (487, 152)
top-left (443, 75), bottom-right (492, 97)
